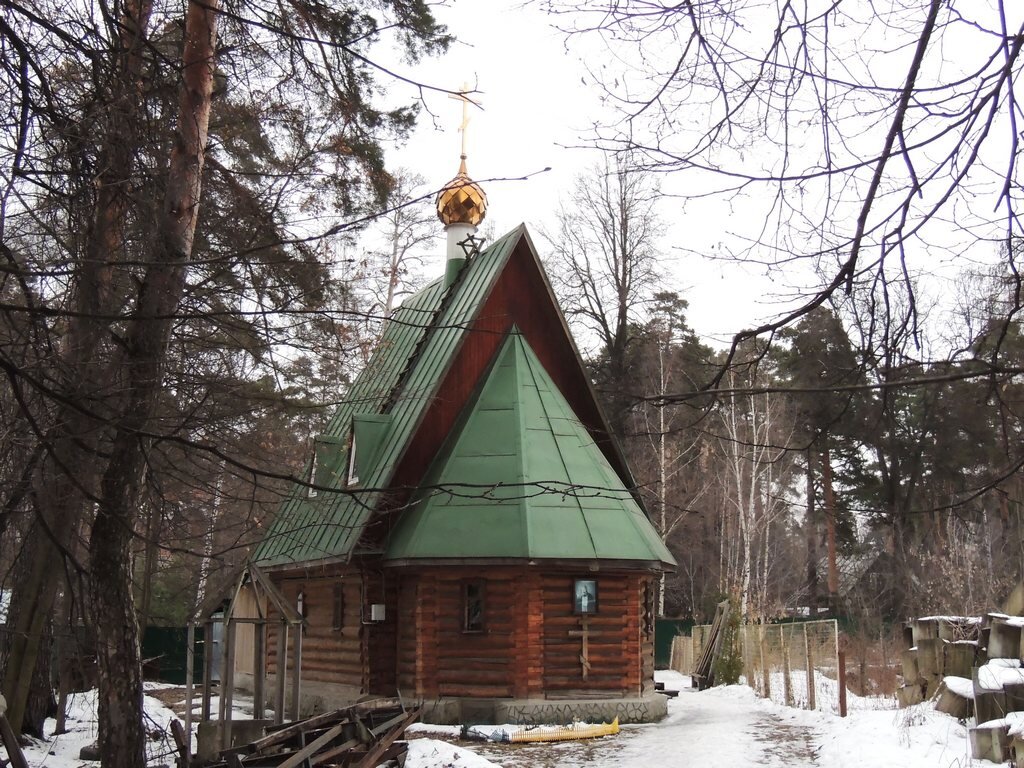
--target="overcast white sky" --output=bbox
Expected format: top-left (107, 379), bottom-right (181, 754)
top-left (382, 0), bottom-right (777, 347)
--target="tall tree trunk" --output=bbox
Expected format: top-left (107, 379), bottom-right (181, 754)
top-left (657, 342), bottom-right (668, 616)
top-left (194, 460), bottom-right (227, 613)
top-left (805, 448), bottom-right (819, 615)
top-left (89, 3), bottom-right (219, 766)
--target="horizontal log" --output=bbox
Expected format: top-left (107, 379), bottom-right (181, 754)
top-left (433, 671), bottom-right (512, 685)
top-left (542, 678), bottom-right (625, 689)
top-left (438, 684), bottom-right (513, 698)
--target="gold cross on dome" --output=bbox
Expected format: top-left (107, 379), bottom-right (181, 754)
top-left (449, 82), bottom-right (482, 157)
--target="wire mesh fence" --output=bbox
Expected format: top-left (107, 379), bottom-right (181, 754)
top-left (671, 619), bottom-right (843, 714)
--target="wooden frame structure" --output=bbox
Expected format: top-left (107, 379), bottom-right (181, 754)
top-left (185, 564), bottom-right (304, 757)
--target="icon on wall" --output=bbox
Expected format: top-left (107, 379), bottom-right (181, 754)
top-left (573, 579), bottom-right (598, 614)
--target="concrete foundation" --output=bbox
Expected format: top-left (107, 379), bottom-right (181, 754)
top-left (422, 693), bottom-right (669, 725)
top-left (230, 672), bottom-right (667, 726)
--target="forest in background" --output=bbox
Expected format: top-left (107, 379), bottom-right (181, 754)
top-left (0, 0), bottom-right (1021, 764)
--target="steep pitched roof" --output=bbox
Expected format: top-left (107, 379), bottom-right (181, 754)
top-left (384, 329), bottom-right (674, 565)
top-left (252, 229), bottom-right (519, 567)
top-left (252, 226), bottom-right (670, 570)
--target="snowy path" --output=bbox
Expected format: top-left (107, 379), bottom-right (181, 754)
top-left (408, 671), bottom-right (982, 768)
top-left (8, 673), bottom-right (980, 768)
top-left (577, 684), bottom-right (822, 768)
top-left (411, 675), bottom-right (823, 768)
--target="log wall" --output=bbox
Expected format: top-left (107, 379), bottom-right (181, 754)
top-left (394, 566), bottom-right (655, 701)
top-left (364, 569), bottom-right (398, 695)
top-left (541, 572), bottom-right (644, 698)
top-left (262, 564), bottom-right (657, 702)
top-left (267, 571), bottom-right (364, 690)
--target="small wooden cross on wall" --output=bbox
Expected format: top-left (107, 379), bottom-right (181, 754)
top-left (567, 617), bottom-right (604, 679)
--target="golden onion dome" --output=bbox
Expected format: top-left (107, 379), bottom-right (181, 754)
top-left (436, 156), bottom-right (487, 227)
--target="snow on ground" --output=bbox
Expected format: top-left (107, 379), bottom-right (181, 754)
top-left (3, 672), bottom-right (992, 768)
top-left (406, 739), bottom-right (502, 768)
top-left (406, 671), bottom-right (986, 768)
top-left (12, 683), bottom-right (183, 768)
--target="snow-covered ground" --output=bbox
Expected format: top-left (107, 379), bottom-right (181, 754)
top-left (3, 671), bottom-right (987, 768)
top-left (405, 671), bottom-right (983, 768)
top-left (11, 683), bottom-right (184, 768)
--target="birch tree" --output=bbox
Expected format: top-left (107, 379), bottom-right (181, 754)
top-left (544, 154), bottom-right (662, 435)
top-left (714, 369), bottom-right (797, 618)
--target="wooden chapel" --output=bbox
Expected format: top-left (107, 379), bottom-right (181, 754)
top-left (229, 147), bottom-right (677, 725)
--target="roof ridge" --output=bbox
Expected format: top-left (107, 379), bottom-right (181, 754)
top-left (380, 256), bottom-right (473, 414)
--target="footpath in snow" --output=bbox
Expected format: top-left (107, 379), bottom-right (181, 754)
top-left (407, 670), bottom-right (982, 768)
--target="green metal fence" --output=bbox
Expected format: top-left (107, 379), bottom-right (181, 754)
top-left (655, 618), bottom-right (694, 668)
top-left (141, 626), bottom-right (204, 685)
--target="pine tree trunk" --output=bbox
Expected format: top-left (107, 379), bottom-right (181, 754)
top-left (88, 2), bottom-right (219, 765)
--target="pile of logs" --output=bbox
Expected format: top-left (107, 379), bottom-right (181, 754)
top-left (172, 700), bottom-right (420, 768)
top-left (898, 613), bottom-right (1024, 767)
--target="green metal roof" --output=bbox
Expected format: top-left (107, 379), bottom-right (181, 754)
top-left (252, 228), bottom-right (522, 567)
top-left (383, 329), bottom-right (674, 565)
top-left (252, 225), bottom-right (672, 571)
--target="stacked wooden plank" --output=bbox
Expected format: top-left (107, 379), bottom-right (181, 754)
top-left (691, 600), bottom-right (730, 691)
top-left (175, 701), bottom-right (419, 768)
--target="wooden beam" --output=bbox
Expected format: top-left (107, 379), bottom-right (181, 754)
top-left (308, 738), bottom-right (360, 766)
top-left (275, 723), bottom-right (344, 768)
top-left (290, 624), bottom-right (303, 721)
top-left (351, 709), bottom-right (420, 768)
top-left (253, 622), bottom-right (266, 721)
top-left (249, 564), bottom-right (302, 623)
top-left (245, 710), bottom-right (351, 755)
top-left (245, 710), bottom-right (350, 754)
top-left (0, 713), bottom-right (29, 768)
top-left (202, 620), bottom-right (214, 721)
top-left (274, 623), bottom-right (287, 725)
top-left (184, 622), bottom-right (195, 767)
top-left (171, 719), bottom-right (191, 768)
top-left (222, 617), bottom-right (237, 750)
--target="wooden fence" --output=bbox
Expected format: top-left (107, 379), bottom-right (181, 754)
top-left (671, 619), bottom-right (843, 714)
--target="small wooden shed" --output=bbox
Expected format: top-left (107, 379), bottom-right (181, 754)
top-left (236, 223), bottom-right (675, 724)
